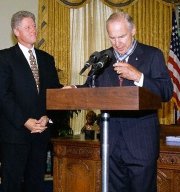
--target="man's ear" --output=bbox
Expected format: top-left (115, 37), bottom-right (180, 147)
top-left (13, 28), bottom-right (19, 37)
top-left (132, 26), bottom-right (136, 36)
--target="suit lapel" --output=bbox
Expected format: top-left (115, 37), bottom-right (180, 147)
top-left (13, 45), bottom-right (39, 93)
top-left (122, 43), bottom-right (144, 86)
top-left (14, 45), bottom-right (30, 70)
top-left (108, 44), bottom-right (145, 87)
top-left (128, 43), bottom-right (144, 69)
top-left (104, 48), bottom-right (120, 86)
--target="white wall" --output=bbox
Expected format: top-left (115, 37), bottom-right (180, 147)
top-left (0, 0), bottom-right (38, 49)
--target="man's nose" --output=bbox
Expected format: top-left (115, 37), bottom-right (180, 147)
top-left (31, 26), bottom-right (37, 33)
top-left (114, 39), bottom-right (120, 46)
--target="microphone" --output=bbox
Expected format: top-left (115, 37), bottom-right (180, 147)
top-left (79, 51), bottom-right (101, 75)
top-left (93, 50), bottom-right (113, 69)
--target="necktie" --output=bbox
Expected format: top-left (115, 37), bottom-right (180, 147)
top-left (119, 76), bottom-right (124, 86)
top-left (28, 50), bottom-right (40, 92)
top-left (118, 60), bottom-right (126, 86)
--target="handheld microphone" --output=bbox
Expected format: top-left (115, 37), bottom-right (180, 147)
top-left (79, 51), bottom-right (101, 75)
top-left (93, 50), bottom-right (113, 69)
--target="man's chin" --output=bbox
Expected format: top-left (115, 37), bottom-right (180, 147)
top-left (114, 48), bottom-right (126, 55)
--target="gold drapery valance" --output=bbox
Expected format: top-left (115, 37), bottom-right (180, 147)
top-left (162, 0), bottom-right (180, 3)
top-left (56, 0), bottom-right (90, 8)
top-left (56, 0), bottom-right (138, 8)
top-left (56, 0), bottom-right (179, 8)
top-left (102, 0), bottom-right (137, 7)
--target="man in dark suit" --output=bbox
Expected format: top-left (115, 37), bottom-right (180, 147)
top-left (0, 11), bottom-right (60, 192)
top-left (92, 12), bottom-right (173, 192)
top-left (65, 11), bottom-right (173, 192)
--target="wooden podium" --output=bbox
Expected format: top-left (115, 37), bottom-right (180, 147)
top-left (47, 87), bottom-right (161, 110)
top-left (46, 87), bottom-right (161, 192)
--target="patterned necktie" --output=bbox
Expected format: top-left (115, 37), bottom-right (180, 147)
top-left (28, 50), bottom-right (40, 92)
top-left (118, 60), bottom-right (126, 86)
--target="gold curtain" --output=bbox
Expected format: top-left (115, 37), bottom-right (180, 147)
top-left (37, 0), bottom-right (71, 85)
top-left (38, 0), bottom-right (176, 126)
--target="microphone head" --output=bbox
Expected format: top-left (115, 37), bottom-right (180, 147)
top-left (91, 51), bottom-right (100, 57)
top-left (103, 50), bottom-right (113, 58)
top-left (87, 51), bottom-right (101, 65)
top-left (95, 50), bottom-right (113, 68)
top-left (79, 51), bottom-right (101, 75)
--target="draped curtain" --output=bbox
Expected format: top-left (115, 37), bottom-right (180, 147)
top-left (38, 0), bottom-right (176, 134)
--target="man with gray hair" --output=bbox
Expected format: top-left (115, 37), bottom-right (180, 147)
top-left (0, 10), bottom-right (61, 192)
top-left (99, 11), bottom-right (173, 192)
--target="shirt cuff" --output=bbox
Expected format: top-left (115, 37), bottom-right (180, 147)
top-left (49, 119), bottom-right (53, 124)
top-left (134, 73), bottom-right (144, 87)
top-left (71, 85), bottom-right (77, 88)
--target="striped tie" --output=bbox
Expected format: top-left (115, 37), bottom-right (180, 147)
top-left (118, 60), bottom-right (126, 86)
top-left (28, 50), bottom-right (40, 92)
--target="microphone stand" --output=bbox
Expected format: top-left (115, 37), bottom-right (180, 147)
top-left (88, 66), bottom-right (97, 88)
top-left (101, 112), bottom-right (110, 192)
top-left (91, 75), bottom-right (96, 88)
top-left (89, 68), bottom-right (110, 192)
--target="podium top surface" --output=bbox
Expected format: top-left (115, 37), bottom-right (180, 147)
top-left (46, 87), bottom-right (161, 110)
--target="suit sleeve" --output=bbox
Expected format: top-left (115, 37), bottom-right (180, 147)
top-left (46, 55), bottom-right (62, 88)
top-left (0, 52), bottom-right (28, 129)
top-left (143, 49), bottom-right (173, 102)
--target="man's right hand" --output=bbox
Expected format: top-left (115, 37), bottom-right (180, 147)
top-left (24, 118), bottom-right (47, 133)
top-left (62, 85), bottom-right (76, 89)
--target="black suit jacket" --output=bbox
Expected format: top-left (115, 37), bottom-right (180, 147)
top-left (85, 42), bottom-right (173, 161)
top-left (0, 44), bottom-right (60, 144)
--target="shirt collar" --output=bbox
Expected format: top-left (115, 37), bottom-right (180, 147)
top-left (18, 42), bottom-right (35, 55)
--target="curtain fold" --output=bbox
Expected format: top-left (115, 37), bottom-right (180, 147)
top-left (69, 0), bottom-right (113, 134)
top-left (38, 0), bottom-right (71, 85)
